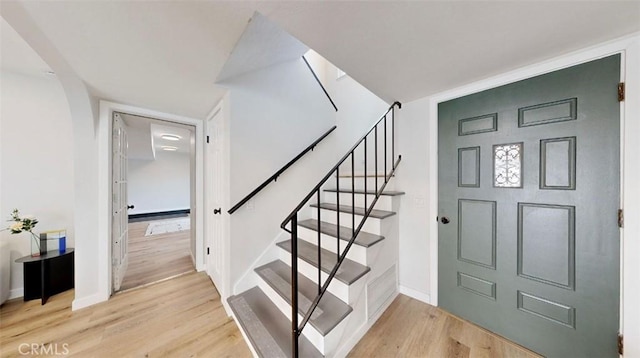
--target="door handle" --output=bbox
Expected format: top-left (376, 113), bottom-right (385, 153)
top-left (213, 208), bottom-right (221, 215)
top-left (127, 205), bottom-right (135, 210)
top-left (440, 216), bottom-right (450, 224)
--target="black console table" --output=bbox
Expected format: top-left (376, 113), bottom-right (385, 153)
top-left (15, 248), bottom-right (74, 304)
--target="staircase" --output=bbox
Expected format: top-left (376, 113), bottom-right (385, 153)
top-left (228, 103), bottom-right (402, 357)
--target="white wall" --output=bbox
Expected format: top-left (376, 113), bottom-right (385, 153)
top-left (4, 4), bottom-right (115, 310)
top-left (128, 151), bottom-right (190, 215)
top-left (0, 71), bottom-right (75, 298)
top-left (227, 58), bottom-right (337, 288)
top-left (395, 97), bottom-right (432, 301)
top-left (324, 62), bottom-right (389, 165)
top-left (322, 61), bottom-right (392, 182)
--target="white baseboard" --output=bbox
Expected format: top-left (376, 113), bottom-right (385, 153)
top-left (192, 253), bottom-right (204, 272)
top-left (221, 297), bottom-right (233, 317)
top-left (399, 285), bottom-right (431, 305)
top-left (9, 287), bottom-right (24, 300)
top-left (72, 292), bottom-right (107, 311)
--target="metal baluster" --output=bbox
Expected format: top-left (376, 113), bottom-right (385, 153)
top-left (384, 114), bottom-right (388, 183)
top-left (392, 105), bottom-right (395, 170)
top-left (375, 126), bottom-right (378, 194)
top-left (336, 167), bottom-right (340, 261)
top-left (364, 136), bottom-right (368, 209)
top-left (316, 190), bottom-right (321, 294)
top-left (291, 214), bottom-right (299, 358)
top-left (351, 152), bottom-right (355, 241)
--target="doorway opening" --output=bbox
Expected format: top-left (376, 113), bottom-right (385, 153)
top-left (112, 112), bottom-right (196, 293)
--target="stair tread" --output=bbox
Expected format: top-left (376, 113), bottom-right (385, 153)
top-left (324, 188), bottom-right (405, 196)
top-left (277, 239), bottom-right (371, 285)
top-left (298, 219), bottom-right (384, 247)
top-left (310, 202), bottom-right (396, 219)
top-left (228, 287), bottom-right (323, 358)
top-left (255, 260), bottom-right (352, 336)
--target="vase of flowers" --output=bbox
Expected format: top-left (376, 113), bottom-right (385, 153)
top-left (6, 209), bottom-right (43, 256)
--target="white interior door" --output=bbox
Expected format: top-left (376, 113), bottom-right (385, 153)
top-left (206, 109), bottom-right (226, 292)
top-left (112, 113), bottom-right (129, 292)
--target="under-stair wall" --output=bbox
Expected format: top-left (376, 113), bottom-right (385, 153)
top-left (229, 175), bottom-right (403, 357)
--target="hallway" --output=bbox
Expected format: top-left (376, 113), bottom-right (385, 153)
top-left (120, 218), bottom-right (193, 291)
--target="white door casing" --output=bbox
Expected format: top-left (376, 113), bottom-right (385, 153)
top-left (206, 103), bottom-right (229, 299)
top-left (112, 113), bottom-right (129, 292)
top-left (98, 100), bottom-right (205, 304)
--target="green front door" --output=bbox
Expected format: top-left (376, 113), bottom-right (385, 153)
top-left (438, 55), bottom-right (621, 357)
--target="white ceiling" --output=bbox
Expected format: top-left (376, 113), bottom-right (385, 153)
top-left (4, 1), bottom-right (256, 119)
top-left (0, 17), bottom-right (51, 76)
top-left (121, 113), bottom-right (193, 159)
top-left (256, 1), bottom-right (640, 104)
top-left (2, 1), bottom-right (639, 119)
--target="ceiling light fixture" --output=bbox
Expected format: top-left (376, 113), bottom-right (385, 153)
top-left (161, 134), bottom-right (181, 141)
top-left (161, 146), bottom-right (178, 151)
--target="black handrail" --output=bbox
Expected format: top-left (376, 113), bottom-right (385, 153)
top-left (302, 55), bottom-right (338, 112)
top-left (227, 125), bottom-right (337, 214)
top-left (281, 102), bottom-right (401, 357)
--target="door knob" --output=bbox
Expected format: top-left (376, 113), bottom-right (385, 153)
top-left (213, 208), bottom-right (221, 215)
top-left (440, 216), bottom-right (450, 224)
top-left (127, 205), bottom-right (135, 210)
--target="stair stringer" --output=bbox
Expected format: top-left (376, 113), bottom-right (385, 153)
top-left (227, 230), bottom-right (298, 358)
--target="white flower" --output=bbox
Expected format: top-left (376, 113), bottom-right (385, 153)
top-left (10, 222), bottom-right (23, 231)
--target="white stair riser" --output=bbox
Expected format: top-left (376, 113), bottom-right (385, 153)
top-left (334, 176), bottom-right (395, 191)
top-left (324, 192), bottom-right (393, 211)
top-left (278, 247), bottom-right (363, 304)
top-left (257, 280), bottom-right (334, 355)
top-left (315, 317), bottom-right (347, 358)
top-left (298, 226), bottom-right (368, 265)
top-left (313, 209), bottom-right (383, 234)
top-left (297, 229), bottom-right (384, 275)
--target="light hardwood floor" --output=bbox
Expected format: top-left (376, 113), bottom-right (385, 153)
top-left (349, 294), bottom-right (541, 358)
top-left (0, 272), bottom-right (251, 357)
top-left (120, 219), bottom-right (194, 291)
top-left (1, 272), bottom-right (539, 357)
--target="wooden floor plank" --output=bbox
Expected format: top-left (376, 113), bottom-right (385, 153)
top-left (2, 264), bottom-right (541, 357)
top-left (0, 272), bottom-right (251, 358)
top-left (349, 294), bottom-right (541, 358)
top-left (120, 219), bottom-right (194, 291)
